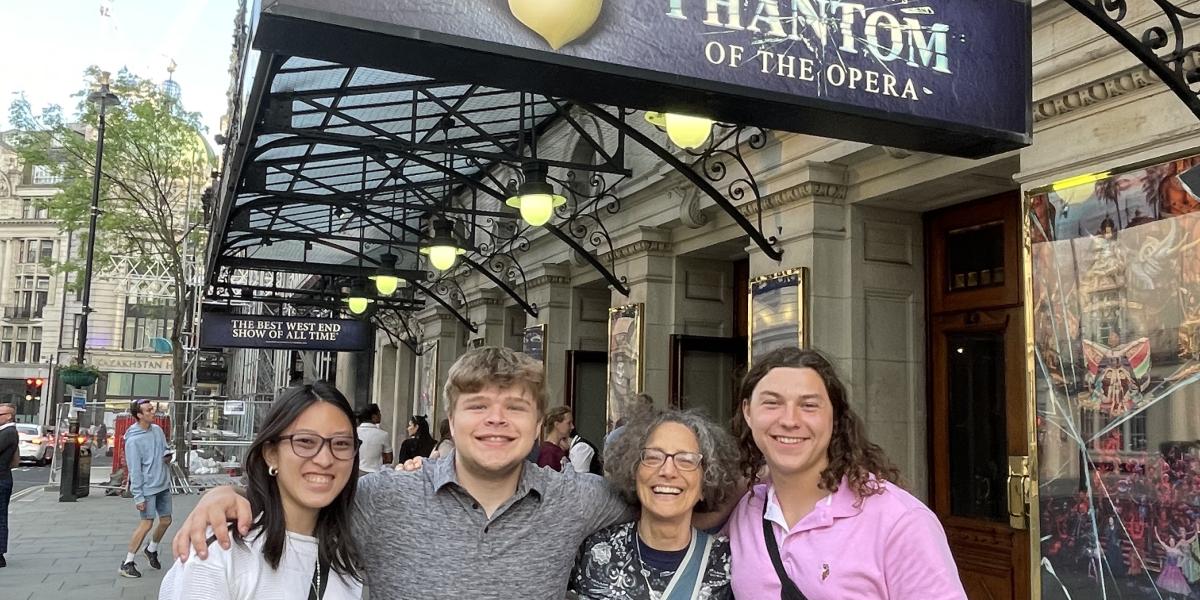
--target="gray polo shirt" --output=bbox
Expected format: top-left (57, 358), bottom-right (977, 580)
top-left (350, 452), bottom-right (635, 599)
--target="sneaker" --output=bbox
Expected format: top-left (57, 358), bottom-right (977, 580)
top-left (119, 561), bottom-right (141, 578)
top-left (144, 549), bottom-right (161, 570)
top-left (0, 554), bottom-right (7, 568)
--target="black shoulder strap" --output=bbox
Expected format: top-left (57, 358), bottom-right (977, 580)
top-left (308, 554), bottom-right (331, 600)
top-left (204, 522), bottom-right (239, 548)
top-left (762, 494), bottom-right (809, 600)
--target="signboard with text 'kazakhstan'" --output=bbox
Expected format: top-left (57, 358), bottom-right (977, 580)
top-left (255, 0), bottom-right (1031, 157)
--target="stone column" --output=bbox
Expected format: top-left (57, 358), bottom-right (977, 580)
top-left (373, 339), bottom-right (398, 426)
top-left (417, 308), bottom-right (464, 424)
top-left (334, 350), bottom-right (359, 405)
top-left (608, 227), bottom-right (675, 409)
top-left (392, 343), bottom-right (415, 451)
top-left (526, 264), bottom-right (572, 406)
top-left (465, 288), bottom-right (506, 348)
top-left (747, 162), bottom-right (852, 370)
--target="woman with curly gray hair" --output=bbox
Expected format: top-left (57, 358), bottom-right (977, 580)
top-left (569, 408), bottom-right (740, 599)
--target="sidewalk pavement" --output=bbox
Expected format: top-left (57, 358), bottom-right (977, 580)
top-left (4, 485), bottom-right (200, 600)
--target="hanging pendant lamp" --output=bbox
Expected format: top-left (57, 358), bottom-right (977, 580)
top-left (505, 161), bottom-right (567, 227)
top-left (420, 218), bottom-right (466, 271)
top-left (369, 252), bottom-right (406, 295)
top-left (645, 111), bottom-right (714, 150)
top-left (344, 278), bottom-right (375, 315)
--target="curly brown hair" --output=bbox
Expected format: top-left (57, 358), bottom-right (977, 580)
top-left (733, 347), bottom-right (900, 500)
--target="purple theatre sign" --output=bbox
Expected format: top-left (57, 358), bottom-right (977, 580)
top-left (253, 0), bottom-right (1031, 157)
top-left (200, 312), bottom-right (370, 351)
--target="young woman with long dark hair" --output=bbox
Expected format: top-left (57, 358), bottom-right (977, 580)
top-left (395, 415), bottom-right (435, 462)
top-left (160, 382), bottom-right (363, 599)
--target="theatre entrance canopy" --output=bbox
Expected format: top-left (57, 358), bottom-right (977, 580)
top-left (206, 0), bottom-right (1032, 344)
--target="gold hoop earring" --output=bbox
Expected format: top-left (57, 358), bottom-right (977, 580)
top-left (268, 465), bottom-right (278, 476)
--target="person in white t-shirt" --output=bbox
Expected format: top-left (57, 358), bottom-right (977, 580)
top-left (355, 404), bottom-right (393, 474)
top-left (159, 382), bottom-right (364, 600)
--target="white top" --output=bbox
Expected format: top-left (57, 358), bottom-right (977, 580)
top-left (356, 423), bottom-right (392, 473)
top-left (568, 436), bottom-right (595, 473)
top-left (159, 528), bottom-right (362, 600)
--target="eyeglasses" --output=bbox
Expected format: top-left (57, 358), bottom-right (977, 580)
top-left (639, 448), bottom-right (703, 472)
top-left (278, 434), bottom-right (359, 461)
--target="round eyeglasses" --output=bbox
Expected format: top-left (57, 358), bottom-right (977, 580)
top-left (278, 434), bottom-right (360, 461)
top-left (639, 448), bottom-right (703, 472)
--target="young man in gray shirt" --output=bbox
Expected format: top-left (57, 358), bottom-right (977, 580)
top-left (175, 347), bottom-right (722, 598)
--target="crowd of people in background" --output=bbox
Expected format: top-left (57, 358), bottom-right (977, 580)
top-left (155, 345), bottom-right (965, 599)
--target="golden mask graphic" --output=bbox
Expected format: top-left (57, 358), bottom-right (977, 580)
top-left (508, 0), bottom-right (603, 51)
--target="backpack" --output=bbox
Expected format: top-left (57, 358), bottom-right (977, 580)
top-left (572, 436), bottom-right (604, 476)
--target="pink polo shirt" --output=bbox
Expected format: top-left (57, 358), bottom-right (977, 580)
top-left (729, 479), bottom-right (966, 599)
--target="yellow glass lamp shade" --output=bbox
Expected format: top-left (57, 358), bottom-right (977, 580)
top-left (506, 192), bottom-right (567, 227)
top-left (370, 274), bottom-right (404, 296)
top-left (345, 296), bottom-right (373, 315)
top-left (664, 113), bottom-right (713, 149)
top-left (423, 245), bottom-right (463, 271)
top-left (645, 112), bottom-right (714, 150)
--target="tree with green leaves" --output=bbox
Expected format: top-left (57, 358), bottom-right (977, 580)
top-left (8, 68), bottom-right (212, 464)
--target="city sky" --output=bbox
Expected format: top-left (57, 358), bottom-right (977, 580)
top-left (0, 0), bottom-right (237, 147)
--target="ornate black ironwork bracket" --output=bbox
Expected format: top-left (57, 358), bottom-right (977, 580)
top-left (578, 103), bottom-right (783, 261)
top-left (1064, 0), bottom-right (1200, 119)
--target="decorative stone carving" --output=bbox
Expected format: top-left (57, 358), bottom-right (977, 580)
top-left (735, 180), bottom-right (848, 218)
top-left (603, 239), bottom-right (673, 262)
top-left (1034, 65), bottom-right (1160, 122)
top-left (527, 273), bottom-right (571, 288)
top-left (672, 186), bottom-right (708, 229)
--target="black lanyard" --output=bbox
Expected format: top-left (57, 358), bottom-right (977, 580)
top-left (308, 555), bottom-right (331, 600)
top-left (762, 495), bottom-right (809, 600)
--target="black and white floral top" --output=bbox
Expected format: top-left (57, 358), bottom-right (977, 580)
top-left (569, 522), bottom-right (733, 600)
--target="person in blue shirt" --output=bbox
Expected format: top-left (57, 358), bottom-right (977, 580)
top-left (120, 399), bottom-right (173, 578)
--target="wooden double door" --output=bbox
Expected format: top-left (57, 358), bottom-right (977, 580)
top-left (927, 192), bottom-right (1031, 600)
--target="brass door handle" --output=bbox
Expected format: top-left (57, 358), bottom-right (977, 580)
top-left (1007, 455), bottom-right (1030, 530)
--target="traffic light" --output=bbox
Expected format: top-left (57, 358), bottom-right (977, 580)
top-left (24, 377), bottom-right (43, 401)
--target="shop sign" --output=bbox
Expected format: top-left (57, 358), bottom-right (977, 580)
top-left (259, 0), bottom-right (1031, 157)
top-left (89, 351), bottom-right (172, 373)
top-left (200, 313), bottom-right (370, 351)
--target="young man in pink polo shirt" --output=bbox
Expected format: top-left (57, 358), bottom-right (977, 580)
top-left (729, 347), bottom-right (965, 599)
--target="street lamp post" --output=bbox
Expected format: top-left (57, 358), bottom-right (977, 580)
top-left (59, 73), bottom-right (119, 502)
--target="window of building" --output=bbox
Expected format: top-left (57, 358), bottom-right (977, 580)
top-left (1, 325), bottom-right (42, 363)
top-left (30, 166), bottom-right (62, 185)
top-left (19, 239), bottom-right (54, 263)
top-left (104, 372), bottom-right (170, 401)
top-left (2, 326), bottom-right (12, 363)
top-left (123, 302), bottom-right (174, 351)
top-left (21, 198), bottom-right (50, 219)
top-left (10, 275), bottom-right (50, 318)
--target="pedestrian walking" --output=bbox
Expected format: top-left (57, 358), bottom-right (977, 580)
top-left (728, 347), bottom-right (965, 598)
top-left (0, 403), bottom-right (17, 568)
top-left (395, 415), bottom-right (435, 462)
top-left (174, 347), bottom-right (741, 598)
top-left (356, 404), bottom-right (393, 474)
top-left (537, 406), bottom-right (572, 471)
top-left (120, 399), bottom-right (174, 578)
top-left (159, 382), bottom-right (363, 600)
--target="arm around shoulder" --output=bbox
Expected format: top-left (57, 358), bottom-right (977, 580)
top-left (882, 507), bottom-right (967, 599)
top-left (159, 539), bottom-right (236, 600)
top-left (575, 472), bottom-right (637, 533)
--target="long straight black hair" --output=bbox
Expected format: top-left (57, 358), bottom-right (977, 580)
top-left (241, 381), bottom-right (362, 580)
